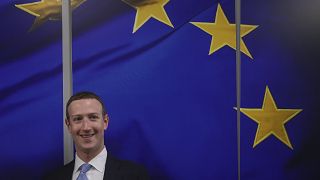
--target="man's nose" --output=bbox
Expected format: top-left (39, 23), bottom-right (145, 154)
top-left (81, 118), bottom-right (90, 130)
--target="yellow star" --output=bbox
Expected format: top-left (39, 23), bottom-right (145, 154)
top-left (240, 86), bottom-right (302, 149)
top-left (15, 0), bottom-right (86, 31)
top-left (190, 4), bottom-right (258, 59)
top-left (122, 0), bottom-right (174, 33)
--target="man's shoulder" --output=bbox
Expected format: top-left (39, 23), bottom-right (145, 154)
top-left (106, 155), bottom-right (149, 180)
top-left (43, 155), bottom-right (149, 180)
top-left (43, 160), bottom-right (74, 180)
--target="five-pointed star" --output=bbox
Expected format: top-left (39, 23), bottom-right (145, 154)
top-left (122, 0), bottom-right (174, 33)
top-left (190, 4), bottom-right (258, 58)
top-left (15, 0), bottom-right (86, 31)
top-left (240, 86), bottom-right (302, 149)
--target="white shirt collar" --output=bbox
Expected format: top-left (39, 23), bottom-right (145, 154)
top-left (73, 146), bottom-right (108, 174)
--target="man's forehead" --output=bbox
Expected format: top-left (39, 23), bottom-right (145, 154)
top-left (69, 99), bottom-right (103, 112)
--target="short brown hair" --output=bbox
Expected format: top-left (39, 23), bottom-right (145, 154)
top-left (66, 91), bottom-right (106, 119)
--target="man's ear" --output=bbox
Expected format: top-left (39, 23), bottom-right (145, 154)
top-left (104, 114), bottom-right (109, 130)
top-left (65, 119), bottom-right (71, 130)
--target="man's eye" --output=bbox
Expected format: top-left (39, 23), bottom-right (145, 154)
top-left (73, 117), bottom-right (82, 122)
top-left (89, 115), bottom-right (99, 120)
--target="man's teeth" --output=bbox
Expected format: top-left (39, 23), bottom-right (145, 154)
top-left (80, 134), bottom-right (94, 138)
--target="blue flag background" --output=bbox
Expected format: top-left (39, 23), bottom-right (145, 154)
top-left (1, 0), bottom-right (64, 179)
top-left (240, 0), bottom-right (320, 179)
top-left (72, 0), bottom-right (238, 179)
top-left (0, 0), bottom-right (319, 179)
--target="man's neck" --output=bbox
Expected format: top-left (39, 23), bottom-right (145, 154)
top-left (76, 146), bottom-right (104, 163)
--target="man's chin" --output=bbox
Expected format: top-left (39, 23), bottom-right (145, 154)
top-left (76, 142), bottom-right (96, 153)
top-left (75, 139), bottom-right (104, 155)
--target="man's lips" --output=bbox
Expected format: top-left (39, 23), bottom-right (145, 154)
top-left (79, 133), bottom-right (95, 138)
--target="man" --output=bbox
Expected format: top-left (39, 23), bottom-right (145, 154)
top-left (45, 92), bottom-right (149, 180)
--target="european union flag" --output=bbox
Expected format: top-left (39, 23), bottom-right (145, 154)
top-left (71, 0), bottom-right (242, 179)
top-left (0, 0), bottom-right (319, 179)
top-left (239, 0), bottom-right (320, 179)
top-left (0, 0), bottom-right (65, 179)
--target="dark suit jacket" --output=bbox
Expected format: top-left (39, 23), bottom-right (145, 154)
top-left (44, 155), bottom-right (149, 180)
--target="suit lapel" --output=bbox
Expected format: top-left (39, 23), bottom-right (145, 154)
top-left (103, 155), bottom-right (121, 180)
top-left (64, 160), bottom-right (75, 180)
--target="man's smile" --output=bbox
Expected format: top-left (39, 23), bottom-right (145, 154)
top-left (79, 133), bottom-right (95, 139)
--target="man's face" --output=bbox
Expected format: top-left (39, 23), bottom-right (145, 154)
top-left (66, 99), bottom-right (108, 155)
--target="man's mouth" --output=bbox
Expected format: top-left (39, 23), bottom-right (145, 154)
top-left (79, 133), bottom-right (94, 138)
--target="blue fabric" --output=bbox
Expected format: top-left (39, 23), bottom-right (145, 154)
top-left (76, 164), bottom-right (92, 180)
top-left (0, 0), bottom-right (64, 180)
top-left (239, 0), bottom-right (320, 179)
top-left (0, 0), bottom-right (319, 179)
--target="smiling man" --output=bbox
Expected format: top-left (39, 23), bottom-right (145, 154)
top-left (45, 92), bottom-right (149, 180)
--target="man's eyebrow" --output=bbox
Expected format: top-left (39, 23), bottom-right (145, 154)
top-left (68, 115), bottom-right (81, 121)
top-left (69, 114), bottom-right (82, 117)
top-left (87, 113), bottom-right (100, 115)
top-left (71, 113), bottom-right (100, 116)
